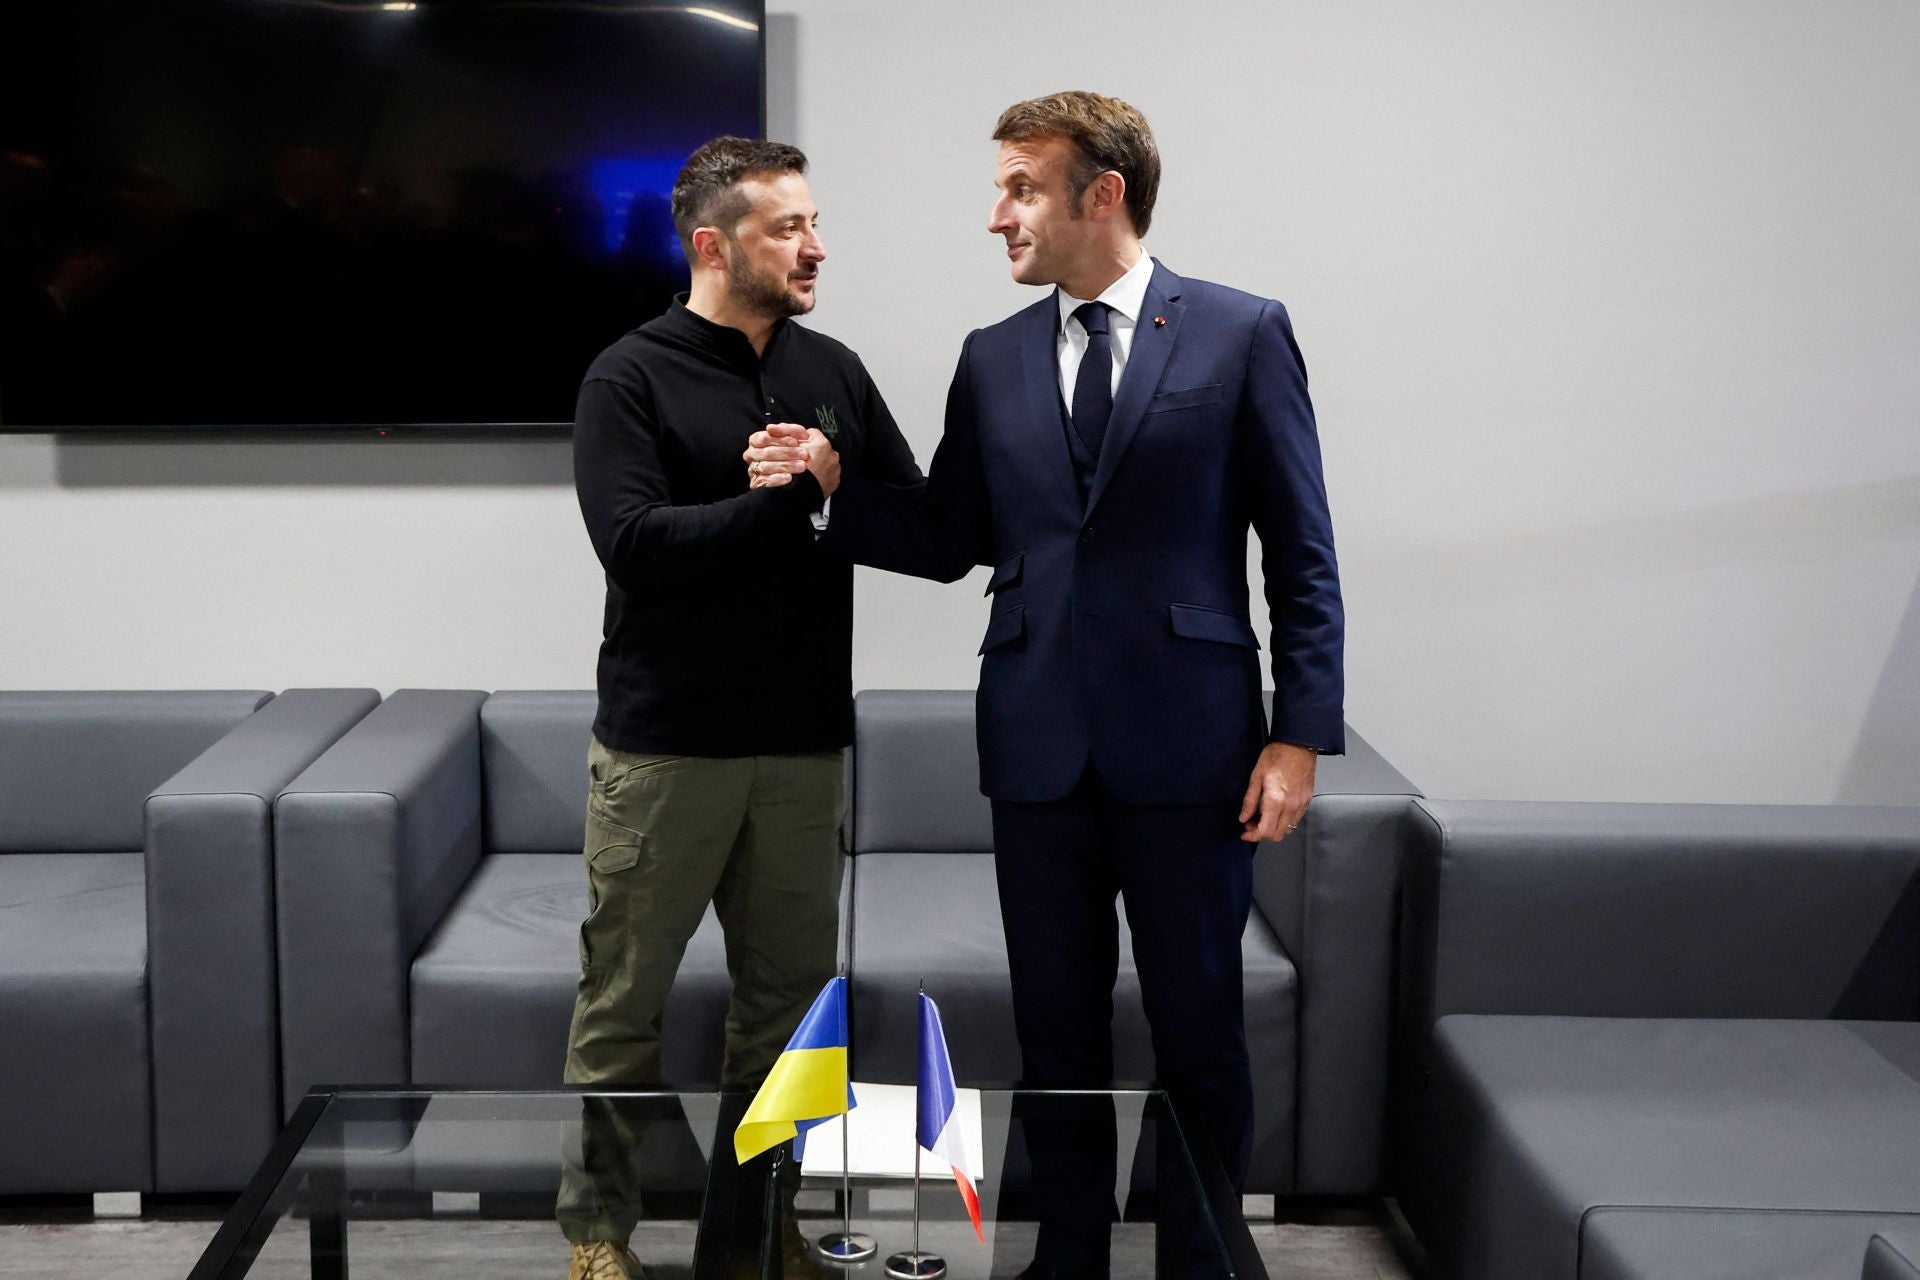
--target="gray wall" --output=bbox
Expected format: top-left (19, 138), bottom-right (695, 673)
top-left (2, 0), bottom-right (1915, 805)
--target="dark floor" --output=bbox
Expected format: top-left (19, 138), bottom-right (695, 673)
top-left (0, 1196), bottom-right (1428, 1279)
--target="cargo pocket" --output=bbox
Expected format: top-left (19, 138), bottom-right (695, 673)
top-left (579, 811), bottom-right (643, 975)
top-left (587, 814), bottom-right (644, 875)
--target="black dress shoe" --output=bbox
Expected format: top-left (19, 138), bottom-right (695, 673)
top-left (1014, 1261), bottom-right (1108, 1280)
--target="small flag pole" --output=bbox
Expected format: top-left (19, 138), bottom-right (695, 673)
top-left (816, 974), bottom-right (875, 1265)
top-left (885, 983), bottom-right (945, 1280)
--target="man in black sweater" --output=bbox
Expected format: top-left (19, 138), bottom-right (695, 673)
top-left (560, 138), bottom-right (921, 1279)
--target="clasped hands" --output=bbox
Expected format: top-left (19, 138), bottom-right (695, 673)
top-left (744, 423), bottom-right (840, 496)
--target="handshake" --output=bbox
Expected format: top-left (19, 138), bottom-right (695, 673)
top-left (743, 423), bottom-right (842, 497)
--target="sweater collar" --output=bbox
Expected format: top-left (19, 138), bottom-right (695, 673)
top-left (656, 293), bottom-right (788, 369)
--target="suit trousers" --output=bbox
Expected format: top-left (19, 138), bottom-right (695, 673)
top-left (991, 764), bottom-right (1257, 1192)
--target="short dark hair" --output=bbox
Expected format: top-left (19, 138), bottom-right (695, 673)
top-left (993, 91), bottom-right (1160, 236)
top-left (670, 137), bottom-right (809, 262)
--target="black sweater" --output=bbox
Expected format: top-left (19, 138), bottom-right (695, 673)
top-left (573, 298), bottom-right (924, 756)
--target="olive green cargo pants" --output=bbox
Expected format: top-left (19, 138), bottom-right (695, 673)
top-left (563, 737), bottom-right (846, 1089)
top-left (559, 738), bottom-right (844, 1246)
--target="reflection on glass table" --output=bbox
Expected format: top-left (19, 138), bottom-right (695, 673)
top-left (187, 1088), bottom-right (1265, 1280)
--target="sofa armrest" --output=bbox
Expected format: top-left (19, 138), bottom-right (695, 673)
top-left (851, 689), bottom-right (991, 853)
top-left (1402, 799), bottom-right (1920, 1031)
top-left (275, 690), bottom-right (488, 1109)
top-left (144, 688), bottom-right (380, 1191)
top-left (1255, 793), bottom-right (1417, 1195)
top-left (1867, 1232), bottom-right (1920, 1280)
top-left (1251, 726), bottom-right (1420, 1196)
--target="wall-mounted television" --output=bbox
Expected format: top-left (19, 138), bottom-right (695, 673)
top-left (0, 0), bottom-right (764, 432)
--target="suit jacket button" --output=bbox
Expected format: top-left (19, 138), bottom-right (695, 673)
top-left (1080, 526), bottom-right (1094, 545)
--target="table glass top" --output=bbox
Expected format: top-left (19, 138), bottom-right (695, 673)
top-left (189, 1088), bottom-right (1262, 1280)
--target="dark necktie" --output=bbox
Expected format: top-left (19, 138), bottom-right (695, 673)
top-left (1070, 301), bottom-right (1114, 460)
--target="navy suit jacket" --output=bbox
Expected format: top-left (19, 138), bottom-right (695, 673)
top-left (826, 260), bottom-right (1344, 805)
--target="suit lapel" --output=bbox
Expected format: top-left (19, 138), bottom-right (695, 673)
top-left (1086, 261), bottom-right (1183, 515)
top-left (1020, 294), bottom-right (1083, 511)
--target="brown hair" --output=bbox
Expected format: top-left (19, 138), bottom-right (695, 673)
top-left (993, 91), bottom-right (1160, 236)
top-left (671, 137), bottom-right (809, 262)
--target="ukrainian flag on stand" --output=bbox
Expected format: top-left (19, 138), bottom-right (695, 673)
top-left (734, 975), bottom-right (855, 1163)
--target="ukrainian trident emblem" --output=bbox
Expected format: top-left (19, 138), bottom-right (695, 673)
top-left (815, 405), bottom-right (840, 441)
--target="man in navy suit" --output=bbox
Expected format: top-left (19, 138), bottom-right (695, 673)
top-left (748, 91), bottom-right (1343, 1207)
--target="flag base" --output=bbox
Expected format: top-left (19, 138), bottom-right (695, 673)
top-left (817, 1232), bottom-right (877, 1264)
top-left (884, 1251), bottom-right (946, 1279)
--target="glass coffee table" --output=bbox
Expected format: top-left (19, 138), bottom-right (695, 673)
top-left (188, 1087), bottom-right (1267, 1280)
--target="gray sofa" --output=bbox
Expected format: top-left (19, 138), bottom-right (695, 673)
top-left (1395, 799), bottom-right (1920, 1280)
top-left (0, 688), bottom-right (378, 1196)
top-left (274, 688), bottom-right (1419, 1198)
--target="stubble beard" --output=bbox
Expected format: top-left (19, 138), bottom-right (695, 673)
top-left (726, 252), bottom-right (813, 319)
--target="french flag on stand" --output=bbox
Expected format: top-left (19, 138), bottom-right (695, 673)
top-left (916, 992), bottom-right (984, 1241)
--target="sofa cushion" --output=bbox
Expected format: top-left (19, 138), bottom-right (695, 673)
top-left (852, 691), bottom-right (991, 854)
top-left (848, 854), bottom-right (1014, 1079)
top-left (410, 853), bottom-right (731, 1086)
top-left (1579, 1207), bottom-right (1920, 1280)
top-left (0, 853), bottom-right (152, 1192)
top-left (1425, 1015), bottom-right (1920, 1280)
top-left (479, 692), bottom-right (596, 854)
top-left (0, 690), bottom-right (269, 851)
top-left (0, 853), bottom-right (147, 978)
top-left (1406, 802), bottom-right (1920, 1026)
top-left (848, 850), bottom-right (1299, 1191)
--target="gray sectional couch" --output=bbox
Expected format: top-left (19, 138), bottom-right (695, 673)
top-left (1395, 799), bottom-right (1920, 1280)
top-left (0, 689), bottom-right (378, 1195)
top-left (25, 679), bottom-right (1913, 1275)
top-left (271, 687), bottom-right (1420, 1197)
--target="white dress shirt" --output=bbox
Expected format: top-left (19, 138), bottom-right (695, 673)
top-left (1057, 251), bottom-right (1154, 409)
top-left (817, 252), bottom-right (1153, 529)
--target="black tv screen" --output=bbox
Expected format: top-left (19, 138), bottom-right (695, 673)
top-left (0, 0), bottom-right (763, 431)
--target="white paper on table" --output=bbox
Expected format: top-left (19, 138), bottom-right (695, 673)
top-left (798, 1081), bottom-right (984, 1182)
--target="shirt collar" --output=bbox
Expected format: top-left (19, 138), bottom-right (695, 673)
top-left (658, 293), bottom-right (788, 369)
top-left (1058, 251), bottom-right (1154, 334)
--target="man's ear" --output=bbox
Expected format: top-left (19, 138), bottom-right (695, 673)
top-left (1087, 170), bottom-right (1129, 224)
top-left (690, 225), bottom-right (729, 273)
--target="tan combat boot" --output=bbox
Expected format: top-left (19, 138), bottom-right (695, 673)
top-left (568, 1241), bottom-right (645, 1280)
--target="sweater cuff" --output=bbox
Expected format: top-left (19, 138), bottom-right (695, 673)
top-left (770, 469), bottom-right (825, 518)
